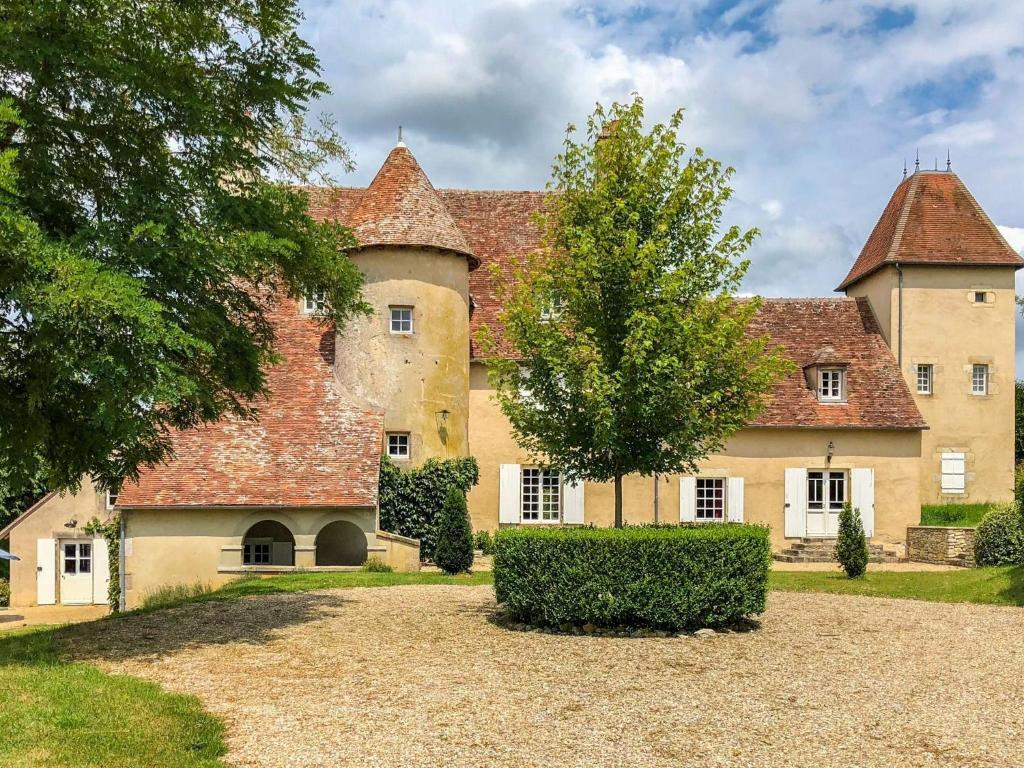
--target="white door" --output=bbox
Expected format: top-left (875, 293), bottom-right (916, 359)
top-left (60, 541), bottom-right (94, 605)
top-left (805, 471), bottom-right (846, 538)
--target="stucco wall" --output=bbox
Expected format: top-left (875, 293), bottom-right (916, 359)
top-left (122, 506), bottom-right (376, 609)
top-left (850, 264), bottom-right (1016, 505)
top-left (3, 479), bottom-right (112, 607)
top-left (335, 246), bottom-right (471, 465)
top-left (467, 363), bottom-right (922, 550)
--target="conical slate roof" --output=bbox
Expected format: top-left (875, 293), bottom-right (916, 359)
top-left (348, 144), bottom-right (478, 267)
top-left (838, 170), bottom-right (1023, 290)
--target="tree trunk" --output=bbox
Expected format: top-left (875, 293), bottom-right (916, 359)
top-left (614, 473), bottom-right (623, 528)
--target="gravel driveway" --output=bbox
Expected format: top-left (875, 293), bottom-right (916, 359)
top-left (68, 586), bottom-right (1024, 768)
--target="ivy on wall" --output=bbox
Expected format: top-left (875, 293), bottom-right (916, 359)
top-left (378, 456), bottom-right (479, 560)
top-left (84, 515), bottom-right (120, 611)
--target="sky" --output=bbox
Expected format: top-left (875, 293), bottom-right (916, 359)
top-left (298, 0), bottom-right (1024, 371)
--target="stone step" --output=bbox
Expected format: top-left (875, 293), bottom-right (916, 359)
top-left (773, 549), bottom-right (902, 564)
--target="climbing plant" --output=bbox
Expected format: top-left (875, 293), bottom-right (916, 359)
top-left (84, 515), bottom-right (120, 611)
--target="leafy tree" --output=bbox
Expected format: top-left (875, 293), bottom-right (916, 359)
top-left (0, 457), bottom-right (48, 532)
top-left (1015, 380), bottom-right (1024, 463)
top-left (0, 2), bottom-right (366, 496)
top-left (835, 502), bottom-right (869, 578)
top-left (433, 487), bottom-right (475, 575)
top-left (482, 96), bottom-right (789, 526)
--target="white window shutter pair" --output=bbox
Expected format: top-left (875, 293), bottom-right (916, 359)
top-left (498, 464), bottom-right (584, 524)
top-left (850, 467), bottom-right (875, 538)
top-left (679, 476), bottom-right (744, 523)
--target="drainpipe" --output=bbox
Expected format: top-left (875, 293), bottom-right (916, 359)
top-left (118, 513), bottom-right (126, 613)
top-left (895, 262), bottom-right (904, 367)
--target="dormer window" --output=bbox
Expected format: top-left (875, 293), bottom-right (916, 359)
top-left (302, 291), bottom-right (326, 315)
top-left (818, 368), bottom-right (845, 402)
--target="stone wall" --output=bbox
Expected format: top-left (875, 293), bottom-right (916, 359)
top-left (906, 526), bottom-right (976, 567)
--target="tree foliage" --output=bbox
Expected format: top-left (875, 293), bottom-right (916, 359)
top-left (835, 502), bottom-right (869, 578)
top-left (482, 96), bottom-right (789, 525)
top-left (0, 1), bottom-right (366, 495)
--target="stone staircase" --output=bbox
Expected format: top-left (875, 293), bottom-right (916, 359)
top-left (774, 538), bottom-right (902, 564)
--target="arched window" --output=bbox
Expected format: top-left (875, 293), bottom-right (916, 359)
top-left (242, 520), bottom-right (295, 566)
top-left (315, 520), bottom-right (367, 566)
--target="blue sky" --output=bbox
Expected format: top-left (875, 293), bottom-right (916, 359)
top-left (299, 0), bottom-right (1024, 371)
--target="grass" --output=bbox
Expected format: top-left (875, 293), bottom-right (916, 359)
top-left (0, 625), bottom-right (227, 768)
top-left (770, 566), bottom-right (1024, 606)
top-left (920, 502), bottom-right (1000, 527)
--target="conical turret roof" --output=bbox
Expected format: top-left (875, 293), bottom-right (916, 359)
top-left (838, 170), bottom-right (1022, 290)
top-left (348, 144), bottom-right (478, 267)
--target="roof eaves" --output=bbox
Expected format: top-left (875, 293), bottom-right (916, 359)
top-left (0, 491), bottom-right (58, 540)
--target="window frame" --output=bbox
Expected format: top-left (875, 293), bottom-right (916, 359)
top-left (302, 291), bottom-right (326, 315)
top-left (520, 467), bottom-right (562, 524)
top-left (695, 477), bottom-right (727, 522)
top-left (973, 291), bottom-right (987, 304)
top-left (807, 470), bottom-right (846, 512)
top-left (243, 541), bottom-right (272, 566)
top-left (915, 364), bottom-right (933, 395)
top-left (105, 488), bottom-right (119, 510)
top-left (386, 432), bottom-right (411, 460)
top-left (971, 364), bottom-right (988, 396)
top-left (389, 306), bottom-right (414, 334)
top-left (817, 368), bottom-right (845, 402)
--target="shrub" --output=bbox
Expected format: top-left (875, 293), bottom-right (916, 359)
top-left (1015, 463), bottom-right (1024, 508)
top-left (835, 502), bottom-right (869, 578)
top-left (361, 557), bottom-right (393, 573)
top-left (140, 581), bottom-right (212, 611)
top-left (974, 505), bottom-right (1024, 566)
top-left (474, 529), bottom-right (495, 555)
top-left (433, 488), bottom-right (475, 575)
top-left (493, 524), bottom-right (771, 631)
top-left (0, 578), bottom-right (9, 608)
top-left (378, 456), bottom-right (479, 559)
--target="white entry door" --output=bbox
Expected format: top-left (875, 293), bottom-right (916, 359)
top-left (60, 541), bottom-right (94, 605)
top-left (805, 471), bottom-right (845, 538)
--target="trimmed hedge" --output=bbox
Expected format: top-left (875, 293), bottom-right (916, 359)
top-left (974, 505), bottom-right (1024, 566)
top-left (493, 524), bottom-right (771, 631)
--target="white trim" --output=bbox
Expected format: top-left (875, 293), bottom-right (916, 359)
top-left (389, 305), bottom-right (414, 334)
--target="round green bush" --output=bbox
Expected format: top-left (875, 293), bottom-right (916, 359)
top-left (493, 524), bottom-right (771, 631)
top-left (433, 488), bottom-right (475, 575)
top-left (974, 505), bottom-right (1024, 566)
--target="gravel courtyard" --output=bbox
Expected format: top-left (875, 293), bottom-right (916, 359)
top-left (68, 586), bottom-right (1024, 768)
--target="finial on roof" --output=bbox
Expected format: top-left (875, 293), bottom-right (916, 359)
top-left (946, 148), bottom-right (951, 172)
top-left (934, 157), bottom-right (939, 171)
top-left (396, 125), bottom-right (406, 148)
top-left (914, 149), bottom-right (920, 173)
top-left (903, 158), bottom-right (907, 179)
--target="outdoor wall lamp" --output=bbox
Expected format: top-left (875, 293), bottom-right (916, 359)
top-left (435, 409), bottom-right (450, 427)
top-left (826, 441), bottom-right (835, 463)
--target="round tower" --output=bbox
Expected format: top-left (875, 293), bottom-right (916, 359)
top-left (334, 141), bottom-right (476, 465)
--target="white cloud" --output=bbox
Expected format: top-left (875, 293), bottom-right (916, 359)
top-left (997, 225), bottom-right (1024, 254)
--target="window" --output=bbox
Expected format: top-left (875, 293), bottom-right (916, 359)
top-left (521, 468), bottom-right (561, 522)
top-left (974, 291), bottom-right (987, 304)
top-left (540, 298), bottom-right (565, 322)
top-left (807, 471), bottom-right (845, 512)
top-left (63, 542), bottom-right (91, 575)
top-left (916, 364), bottom-right (933, 395)
top-left (389, 306), bottom-right (413, 334)
top-left (386, 432), bottom-right (410, 460)
top-left (818, 369), bottom-right (844, 402)
top-left (243, 542), bottom-right (271, 565)
top-left (695, 478), bottom-right (726, 521)
top-left (105, 487), bottom-right (119, 510)
top-left (302, 292), bottom-right (326, 315)
top-left (972, 364), bottom-right (988, 395)
top-left (940, 451), bottom-right (966, 494)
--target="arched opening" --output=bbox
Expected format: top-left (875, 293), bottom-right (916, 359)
top-left (242, 520), bottom-right (295, 566)
top-left (315, 520), bottom-right (367, 566)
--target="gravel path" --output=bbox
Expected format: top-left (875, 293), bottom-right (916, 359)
top-left (67, 586), bottom-right (1024, 768)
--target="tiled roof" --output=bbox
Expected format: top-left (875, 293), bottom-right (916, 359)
top-left (118, 296), bottom-right (383, 508)
top-left (838, 171), bottom-right (1023, 290)
top-left (747, 298), bottom-right (925, 430)
top-left (320, 145), bottom-right (478, 267)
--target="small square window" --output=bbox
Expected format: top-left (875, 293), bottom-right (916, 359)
top-left (303, 292), bottom-right (326, 315)
top-left (105, 488), bottom-right (119, 510)
top-left (818, 369), bottom-right (844, 402)
top-left (972, 364), bottom-right (988, 395)
top-left (916, 364), bottom-right (933, 395)
top-left (974, 291), bottom-right (987, 304)
top-left (389, 306), bottom-right (413, 334)
top-left (386, 432), bottom-right (410, 459)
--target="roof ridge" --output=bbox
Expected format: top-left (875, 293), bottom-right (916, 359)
top-left (954, 172), bottom-right (1022, 257)
top-left (886, 173), bottom-right (919, 264)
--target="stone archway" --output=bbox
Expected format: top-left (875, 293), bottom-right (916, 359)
top-left (315, 520), bottom-right (368, 566)
top-left (242, 520), bottom-right (295, 566)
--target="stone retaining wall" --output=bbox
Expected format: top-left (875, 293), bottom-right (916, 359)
top-left (906, 526), bottom-right (976, 567)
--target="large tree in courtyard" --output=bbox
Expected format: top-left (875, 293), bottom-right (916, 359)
top-left (0, 1), bottom-right (366, 495)
top-left (483, 96), bottom-right (790, 527)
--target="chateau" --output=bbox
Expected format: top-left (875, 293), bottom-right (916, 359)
top-left (4, 141), bottom-right (1020, 608)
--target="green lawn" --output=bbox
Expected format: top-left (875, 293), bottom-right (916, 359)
top-left (919, 502), bottom-right (999, 527)
top-left (769, 566), bottom-right (1024, 606)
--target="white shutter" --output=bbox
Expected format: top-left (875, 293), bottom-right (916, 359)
top-left (37, 538), bottom-right (56, 605)
top-left (784, 468), bottom-right (807, 538)
top-left (851, 468), bottom-right (875, 538)
top-left (941, 451), bottom-right (966, 493)
top-left (562, 479), bottom-right (585, 524)
top-left (499, 464), bottom-right (521, 524)
top-left (92, 537), bottom-right (110, 605)
top-left (679, 477), bottom-right (696, 522)
top-left (726, 477), bottom-right (745, 523)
